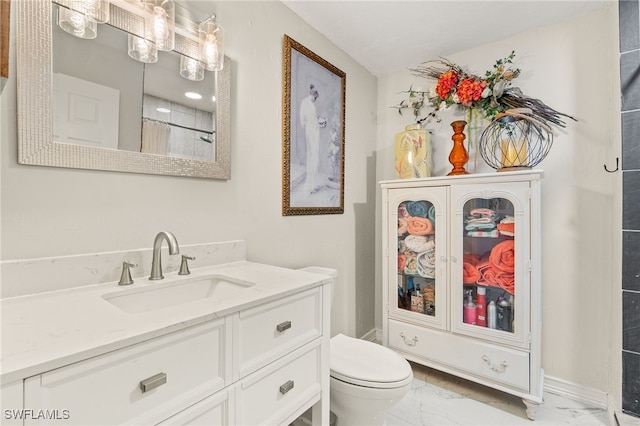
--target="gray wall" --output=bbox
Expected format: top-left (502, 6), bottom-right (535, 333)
top-left (620, 0), bottom-right (640, 418)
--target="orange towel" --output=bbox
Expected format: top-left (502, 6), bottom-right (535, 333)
top-left (397, 254), bottom-right (407, 273)
top-left (463, 253), bottom-right (481, 266)
top-left (489, 240), bottom-right (515, 273)
top-left (407, 217), bottom-right (434, 235)
top-left (497, 222), bottom-right (515, 236)
top-left (477, 259), bottom-right (515, 295)
top-left (463, 262), bottom-right (480, 284)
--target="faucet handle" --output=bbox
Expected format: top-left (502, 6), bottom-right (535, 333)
top-left (178, 255), bottom-right (195, 275)
top-left (118, 261), bottom-right (137, 286)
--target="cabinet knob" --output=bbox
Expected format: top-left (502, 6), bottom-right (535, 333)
top-left (139, 372), bottom-right (167, 393)
top-left (450, 256), bottom-right (458, 263)
top-left (276, 321), bottom-right (292, 332)
top-left (279, 380), bottom-right (295, 395)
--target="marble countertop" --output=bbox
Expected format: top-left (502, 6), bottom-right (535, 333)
top-left (0, 261), bottom-right (331, 385)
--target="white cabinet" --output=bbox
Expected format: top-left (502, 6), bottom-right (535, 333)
top-left (381, 171), bottom-right (543, 419)
top-left (21, 286), bottom-right (329, 426)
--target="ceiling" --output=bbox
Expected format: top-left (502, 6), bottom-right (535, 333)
top-left (280, 0), bottom-right (611, 76)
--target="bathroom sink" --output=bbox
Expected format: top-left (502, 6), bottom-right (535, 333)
top-left (102, 274), bottom-right (256, 313)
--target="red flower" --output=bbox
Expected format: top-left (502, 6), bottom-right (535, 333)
top-left (436, 71), bottom-right (458, 99)
top-left (456, 78), bottom-right (487, 106)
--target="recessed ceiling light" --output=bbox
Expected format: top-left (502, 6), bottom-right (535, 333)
top-left (211, 96), bottom-right (216, 102)
top-left (157, 107), bottom-right (171, 113)
top-left (185, 92), bottom-right (202, 100)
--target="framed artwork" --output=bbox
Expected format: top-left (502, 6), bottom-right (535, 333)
top-left (1, 0), bottom-right (9, 83)
top-left (282, 34), bottom-right (346, 216)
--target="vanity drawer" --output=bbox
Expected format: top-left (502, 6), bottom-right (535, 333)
top-left (388, 320), bottom-right (530, 391)
top-left (24, 319), bottom-right (228, 425)
top-left (236, 343), bottom-right (322, 426)
top-left (237, 287), bottom-right (322, 377)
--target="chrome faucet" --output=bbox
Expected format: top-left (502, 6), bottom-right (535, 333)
top-left (149, 231), bottom-right (180, 280)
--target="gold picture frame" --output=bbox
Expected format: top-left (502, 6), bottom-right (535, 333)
top-left (282, 35), bottom-right (346, 216)
top-left (1, 0), bottom-right (9, 83)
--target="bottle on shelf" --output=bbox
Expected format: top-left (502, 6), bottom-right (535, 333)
top-left (463, 289), bottom-right (477, 325)
top-left (411, 286), bottom-right (425, 314)
top-left (476, 286), bottom-right (487, 327)
top-left (497, 295), bottom-right (513, 332)
top-left (487, 300), bottom-right (497, 329)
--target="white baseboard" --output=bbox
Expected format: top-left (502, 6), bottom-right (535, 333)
top-left (360, 328), bottom-right (378, 342)
top-left (544, 375), bottom-right (609, 410)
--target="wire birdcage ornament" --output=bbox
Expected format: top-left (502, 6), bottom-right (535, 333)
top-left (479, 109), bottom-right (553, 172)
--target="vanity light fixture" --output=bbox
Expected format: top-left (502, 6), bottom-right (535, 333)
top-left (144, 0), bottom-right (175, 52)
top-left (71, 0), bottom-right (110, 24)
top-left (127, 34), bottom-right (158, 64)
top-left (198, 15), bottom-right (224, 71)
top-left (57, 6), bottom-right (97, 39)
top-left (179, 56), bottom-right (204, 81)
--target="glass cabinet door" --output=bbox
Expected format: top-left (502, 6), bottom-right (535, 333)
top-left (450, 183), bottom-right (530, 348)
top-left (387, 187), bottom-right (447, 330)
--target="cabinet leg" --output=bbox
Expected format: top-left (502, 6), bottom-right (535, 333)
top-left (522, 398), bottom-right (540, 420)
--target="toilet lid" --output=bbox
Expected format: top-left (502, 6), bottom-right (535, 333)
top-left (330, 334), bottom-right (413, 389)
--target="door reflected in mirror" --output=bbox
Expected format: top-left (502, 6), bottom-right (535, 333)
top-left (52, 4), bottom-right (217, 162)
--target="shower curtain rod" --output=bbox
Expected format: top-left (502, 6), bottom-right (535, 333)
top-left (143, 117), bottom-right (215, 135)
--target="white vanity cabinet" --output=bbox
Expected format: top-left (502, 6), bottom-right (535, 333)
top-left (381, 171), bottom-right (543, 419)
top-left (19, 286), bottom-right (329, 426)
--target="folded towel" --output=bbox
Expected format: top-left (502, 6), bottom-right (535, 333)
top-left (466, 217), bottom-right (495, 224)
top-left (397, 254), bottom-right (407, 273)
top-left (398, 218), bottom-right (408, 235)
top-left (497, 216), bottom-right (515, 236)
top-left (404, 234), bottom-right (435, 253)
top-left (417, 249), bottom-right (436, 278)
top-left (465, 223), bottom-right (496, 231)
top-left (490, 240), bottom-right (515, 273)
top-left (406, 201), bottom-right (430, 218)
top-left (470, 208), bottom-right (495, 218)
top-left (398, 202), bottom-right (410, 219)
top-left (404, 252), bottom-right (419, 275)
top-left (463, 262), bottom-right (480, 284)
top-left (427, 205), bottom-right (436, 227)
top-left (467, 229), bottom-right (500, 238)
top-left (463, 253), bottom-right (481, 265)
top-left (407, 217), bottom-right (435, 235)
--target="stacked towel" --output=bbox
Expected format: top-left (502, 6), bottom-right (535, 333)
top-left (475, 240), bottom-right (515, 294)
top-left (497, 215), bottom-right (515, 237)
top-left (397, 201), bottom-right (437, 278)
top-left (465, 208), bottom-right (498, 235)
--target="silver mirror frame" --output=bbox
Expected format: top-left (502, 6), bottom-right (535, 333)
top-left (16, 0), bottom-right (231, 180)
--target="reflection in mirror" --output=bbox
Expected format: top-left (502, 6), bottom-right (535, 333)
top-left (52, 3), bottom-right (216, 162)
top-left (17, 0), bottom-right (230, 179)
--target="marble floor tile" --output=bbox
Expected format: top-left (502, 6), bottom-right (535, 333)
top-left (385, 362), bottom-right (622, 426)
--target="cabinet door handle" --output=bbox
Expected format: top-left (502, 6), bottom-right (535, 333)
top-left (139, 372), bottom-right (167, 393)
top-left (482, 355), bottom-right (508, 373)
top-left (400, 332), bottom-right (418, 346)
top-left (276, 321), bottom-right (292, 332)
top-left (279, 380), bottom-right (295, 395)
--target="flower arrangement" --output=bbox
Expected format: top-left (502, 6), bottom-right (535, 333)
top-left (395, 51), bottom-right (575, 128)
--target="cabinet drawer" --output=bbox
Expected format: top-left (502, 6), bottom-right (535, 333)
top-left (158, 389), bottom-right (231, 426)
top-left (236, 343), bottom-right (321, 426)
top-left (24, 320), bottom-right (228, 425)
top-left (388, 320), bottom-right (530, 391)
top-left (237, 288), bottom-right (321, 377)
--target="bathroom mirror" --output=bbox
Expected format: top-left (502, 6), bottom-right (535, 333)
top-left (16, 0), bottom-right (231, 179)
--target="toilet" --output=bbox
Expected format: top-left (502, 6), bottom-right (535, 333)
top-left (299, 267), bottom-right (413, 426)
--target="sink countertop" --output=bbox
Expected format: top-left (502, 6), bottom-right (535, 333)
top-left (0, 261), bottom-right (332, 385)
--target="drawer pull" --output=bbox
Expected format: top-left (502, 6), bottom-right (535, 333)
top-left (279, 380), bottom-right (295, 395)
top-left (482, 355), bottom-right (508, 373)
top-left (276, 321), bottom-right (292, 332)
top-left (400, 332), bottom-right (418, 346)
top-left (139, 372), bottom-right (167, 393)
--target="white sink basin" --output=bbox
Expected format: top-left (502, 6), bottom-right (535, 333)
top-left (102, 274), bottom-right (256, 313)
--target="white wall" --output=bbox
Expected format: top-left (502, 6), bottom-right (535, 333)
top-left (376, 5), bottom-right (621, 397)
top-left (0, 1), bottom-right (378, 338)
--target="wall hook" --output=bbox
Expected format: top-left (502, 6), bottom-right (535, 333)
top-left (604, 157), bottom-right (619, 173)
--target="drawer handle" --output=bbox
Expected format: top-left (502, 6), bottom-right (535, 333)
top-left (279, 380), bottom-right (295, 395)
top-left (139, 372), bottom-right (167, 393)
top-left (400, 332), bottom-right (418, 346)
top-left (482, 355), bottom-right (508, 373)
top-left (276, 321), bottom-right (292, 332)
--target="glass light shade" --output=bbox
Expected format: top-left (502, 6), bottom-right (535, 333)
top-left (70, 0), bottom-right (110, 24)
top-left (58, 6), bottom-right (97, 39)
top-left (180, 56), bottom-right (204, 81)
top-left (199, 16), bottom-right (224, 71)
top-left (127, 34), bottom-right (158, 63)
top-left (144, 0), bottom-right (175, 51)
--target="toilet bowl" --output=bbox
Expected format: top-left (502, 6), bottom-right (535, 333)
top-left (298, 267), bottom-right (413, 426)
